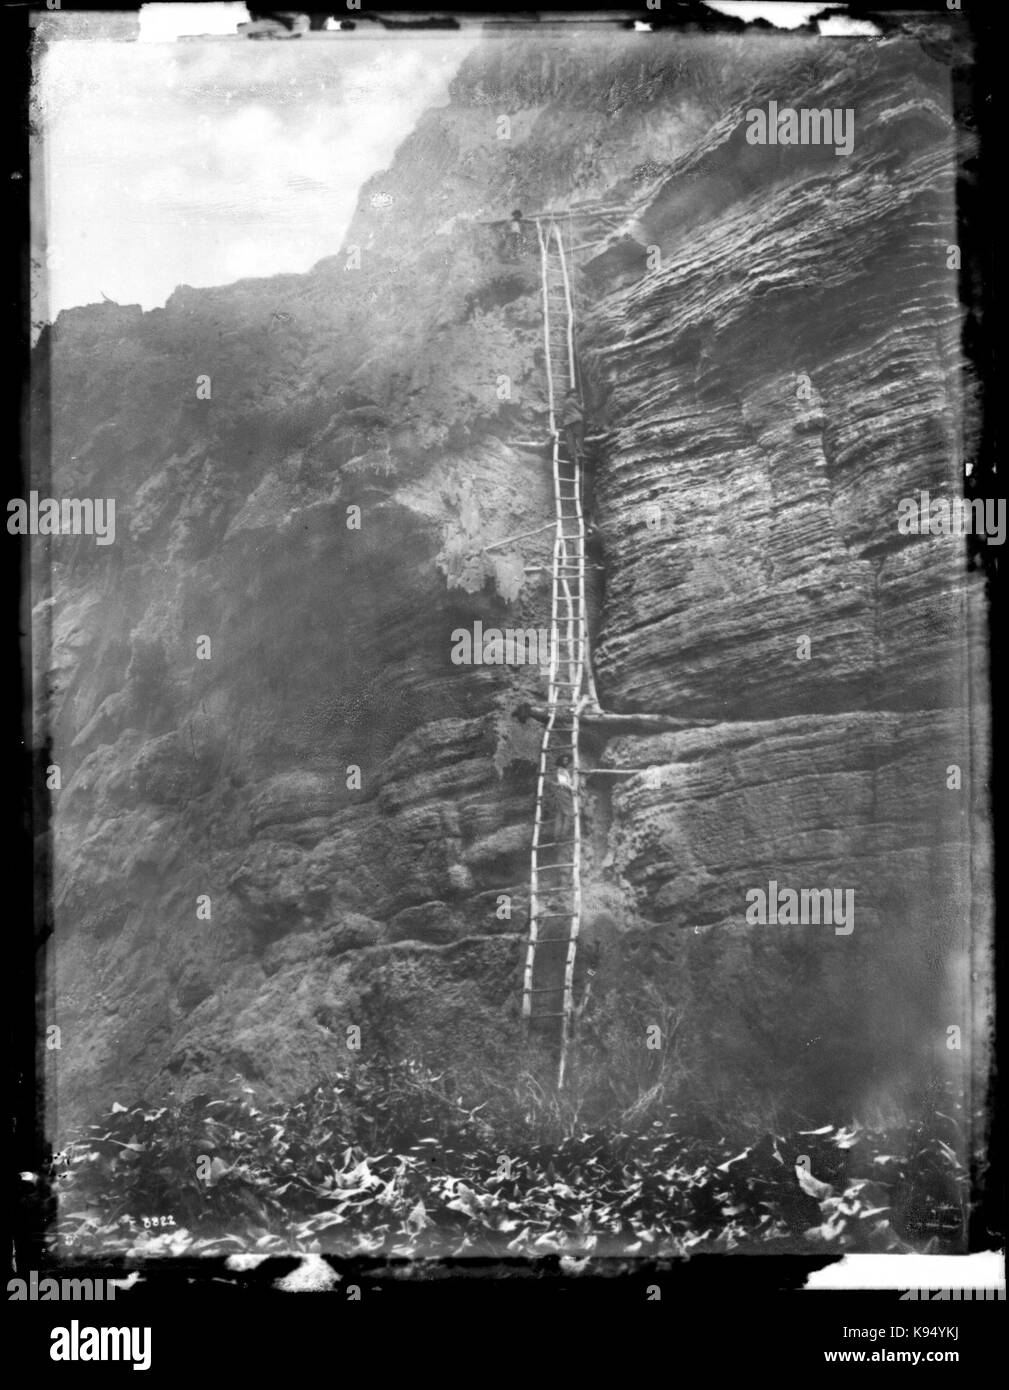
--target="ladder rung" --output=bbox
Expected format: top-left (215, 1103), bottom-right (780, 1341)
top-left (527, 986), bottom-right (564, 994)
top-left (535, 911), bottom-right (579, 920)
top-left (537, 861), bottom-right (578, 870)
top-left (534, 840), bottom-right (576, 849)
top-left (528, 1011), bottom-right (568, 1020)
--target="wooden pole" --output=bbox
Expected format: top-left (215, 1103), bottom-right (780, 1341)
top-left (476, 523), bottom-right (556, 555)
top-left (519, 702), bottom-right (715, 731)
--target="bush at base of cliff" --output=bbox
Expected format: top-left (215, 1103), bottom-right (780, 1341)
top-left (49, 1061), bottom-right (972, 1261)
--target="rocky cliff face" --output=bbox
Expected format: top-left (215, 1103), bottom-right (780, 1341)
top-left (34, 29), bottom-right (987, 1136)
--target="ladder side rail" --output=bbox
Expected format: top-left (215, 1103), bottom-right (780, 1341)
top-left (525, 695), bottom-right (564, 1011)
top-left (554, 221), bottom-right (591, 710)
top-left (557, 219), bottom-right (586, 1085)
top-left (542, 227), bottom-right (571, 710)
top-left (548, 445), bottom-right (570, 703)
top-left (549, 335), bottom-right (576, 698)
top-left (525, 498), bottom-right (565, 1016)
top-left (537, 220), bottom-right (557, 429)
top-left (558, 706), bottom-right (583, 1088)
top-left (525, 687), bottom-right (565, 1017)
top-left (525, 222), bottom-right (564, 1019)
top-left (562, 536), bottom-right (581, 694)
top-left (524, 711), bottom-right (553, 1017)
top-left (551, 221), bottom-right (584, 635)
top-left (553, 221), bottom-right (577, 393)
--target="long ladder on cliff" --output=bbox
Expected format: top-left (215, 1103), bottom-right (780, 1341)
top-left (522, 217), bottom-right (589, 1088)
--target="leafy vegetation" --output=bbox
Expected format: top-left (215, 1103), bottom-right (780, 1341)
top-left (50, 1061), bottom-right (972, 1261)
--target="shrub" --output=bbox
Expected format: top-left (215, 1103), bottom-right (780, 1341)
top-left (50, 1062), bottom-right (972, 1261)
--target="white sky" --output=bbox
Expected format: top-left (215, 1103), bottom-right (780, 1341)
top-left (33, 13), bottom-right (474, 319)
top-left (706, 2), bottom-right (879, 34)
top-left (705, 2), bottom-right (840, 27)
top-left (33, 4), bottom-right (876, 323)
top-left (138, 2), bottom-right (252, 42)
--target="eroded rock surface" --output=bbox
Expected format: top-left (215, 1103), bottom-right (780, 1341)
top-left (34, 30), bottom-right (987, 1130)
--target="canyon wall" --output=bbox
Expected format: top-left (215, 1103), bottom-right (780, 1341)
top-left (33, 29), bottom-right (987, 1134)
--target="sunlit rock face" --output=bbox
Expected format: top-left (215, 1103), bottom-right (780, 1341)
top-left (34, 29), bottom-right (986, 1133)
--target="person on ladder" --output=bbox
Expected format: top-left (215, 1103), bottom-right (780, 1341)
top-left (505, 208), bottom-right (527, 261)
top-left (548, 752), bottom-right (576, 846)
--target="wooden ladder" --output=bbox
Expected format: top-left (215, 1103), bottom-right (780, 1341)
top-left (522, 217), bottom-right (591, 1089)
